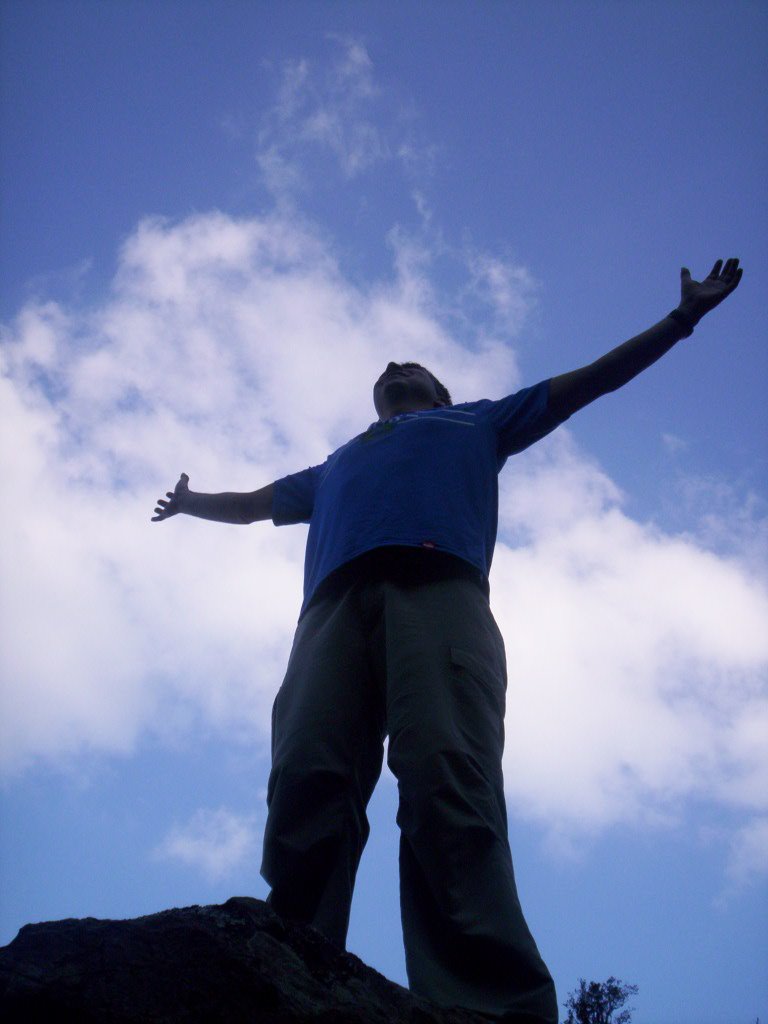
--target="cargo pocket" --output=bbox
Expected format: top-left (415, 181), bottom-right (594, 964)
top-left (449, 645), bottom-right (506, 721)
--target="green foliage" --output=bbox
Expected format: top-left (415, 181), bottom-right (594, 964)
top-left (564, 977), bottom-right (639, 1024)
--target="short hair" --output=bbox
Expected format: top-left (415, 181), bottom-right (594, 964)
top-left (400, 362), bottom-right (453, 407)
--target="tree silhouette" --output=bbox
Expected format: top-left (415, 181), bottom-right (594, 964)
top-left (564, 977), bottom-right (639, 1024)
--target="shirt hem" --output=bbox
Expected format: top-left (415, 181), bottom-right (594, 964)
top-left (299, 541), bottom-right (489, 620)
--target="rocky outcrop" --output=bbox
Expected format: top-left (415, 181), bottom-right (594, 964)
top-left (0, 896), bottom-right (491, 1022)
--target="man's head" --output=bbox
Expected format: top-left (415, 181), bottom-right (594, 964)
top-left (373, 362), bottom-right (453, 421)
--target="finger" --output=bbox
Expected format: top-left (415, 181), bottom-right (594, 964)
top-left (707, 259), bottom-right (723, 279)
top-left (681, 267), bottom-right (692, 285)
top-left (180, 473), bottom-right (189, 483)
top-left (717, 265), bottom-right (742, 298)
top-left (726, 267), bottom-right (743, 292)
top-left (166, 492), bottom-right (174, 499)
top-left (723, 257), bottom-right (739, 279)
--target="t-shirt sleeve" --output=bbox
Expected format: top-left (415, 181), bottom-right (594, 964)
top-left (271, 465), bottom-right (323, 525)
top-left (487, 379), bottom-right (571, 458)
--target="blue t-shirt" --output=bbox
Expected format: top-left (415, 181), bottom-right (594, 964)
top-left (272, 379), bottom-right (568, 618)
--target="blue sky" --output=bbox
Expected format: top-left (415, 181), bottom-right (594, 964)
top-left (1, 2), bottom-right (766, 1022)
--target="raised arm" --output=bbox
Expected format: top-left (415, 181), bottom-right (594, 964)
top-left (548, 258), bottom-right (743, 421)
top-left (151, 473), bottom-right (274, 524)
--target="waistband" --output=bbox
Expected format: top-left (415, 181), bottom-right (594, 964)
top-left (305, 545), bottom-right (489, 615)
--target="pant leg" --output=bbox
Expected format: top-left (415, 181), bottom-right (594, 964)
top-left (260, 582), bottom-right (386, 948)
top-left (383, 575), bottom-right (558, 1022)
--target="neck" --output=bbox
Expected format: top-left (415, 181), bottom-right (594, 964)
top-left (379, 400), bottom-right (441, 421)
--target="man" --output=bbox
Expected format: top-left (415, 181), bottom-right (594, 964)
top-left (153, 259), bottom-right (742, 1022)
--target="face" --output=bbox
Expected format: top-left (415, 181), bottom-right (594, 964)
top-left (373, 362), bottom-right (443, 420)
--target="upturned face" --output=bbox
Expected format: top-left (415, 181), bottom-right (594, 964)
top-left (373, 362), bottom-right (444, 420)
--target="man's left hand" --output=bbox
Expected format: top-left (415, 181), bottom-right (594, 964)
top-left (679, 258), bottom-right (743, 323)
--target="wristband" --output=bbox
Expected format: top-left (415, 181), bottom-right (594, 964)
top-left (667, 308), bottom-right (697, 337)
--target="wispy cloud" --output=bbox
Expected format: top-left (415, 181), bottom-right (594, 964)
top-left (661, 430), bottom-right (688, 456)
top-left (725, 817), bottom-right (768, 888)
top-left (153, 807), bottom-right (260, 880)
top-left (254, 35), bottom-right (433, 206)
top-left (463, 251), bottom-right (540, 335)
top-left (667, 473), bottom-right (768, 573)
top-left (256, 37), bottom-right (388, 198)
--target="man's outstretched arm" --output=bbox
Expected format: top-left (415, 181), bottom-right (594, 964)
top-left (548, 258), bottom-right (743, 421)
top-left (151, 473), bottom-right (274, 524)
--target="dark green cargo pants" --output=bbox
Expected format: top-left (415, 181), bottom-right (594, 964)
top-left (261, 547), bottom-right (557, 1022)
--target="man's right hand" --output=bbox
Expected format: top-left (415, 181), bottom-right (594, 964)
top-left (152, 473), bottom-right (190, 522)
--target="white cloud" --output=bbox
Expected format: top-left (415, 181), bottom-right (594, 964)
top-left (0, 208), bottom-right (526, 774)
top-left (1, 207), bottom-right (765, 883)
top-left (492, 436), bottom-right (768, 837)
top-left (1, 35), bottom-right (766, 887)
top-left (153, 807), bottom-right (260, 880)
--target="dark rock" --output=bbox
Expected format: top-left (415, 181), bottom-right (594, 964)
top-left (0, 896), bottom-right (491, 1022)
